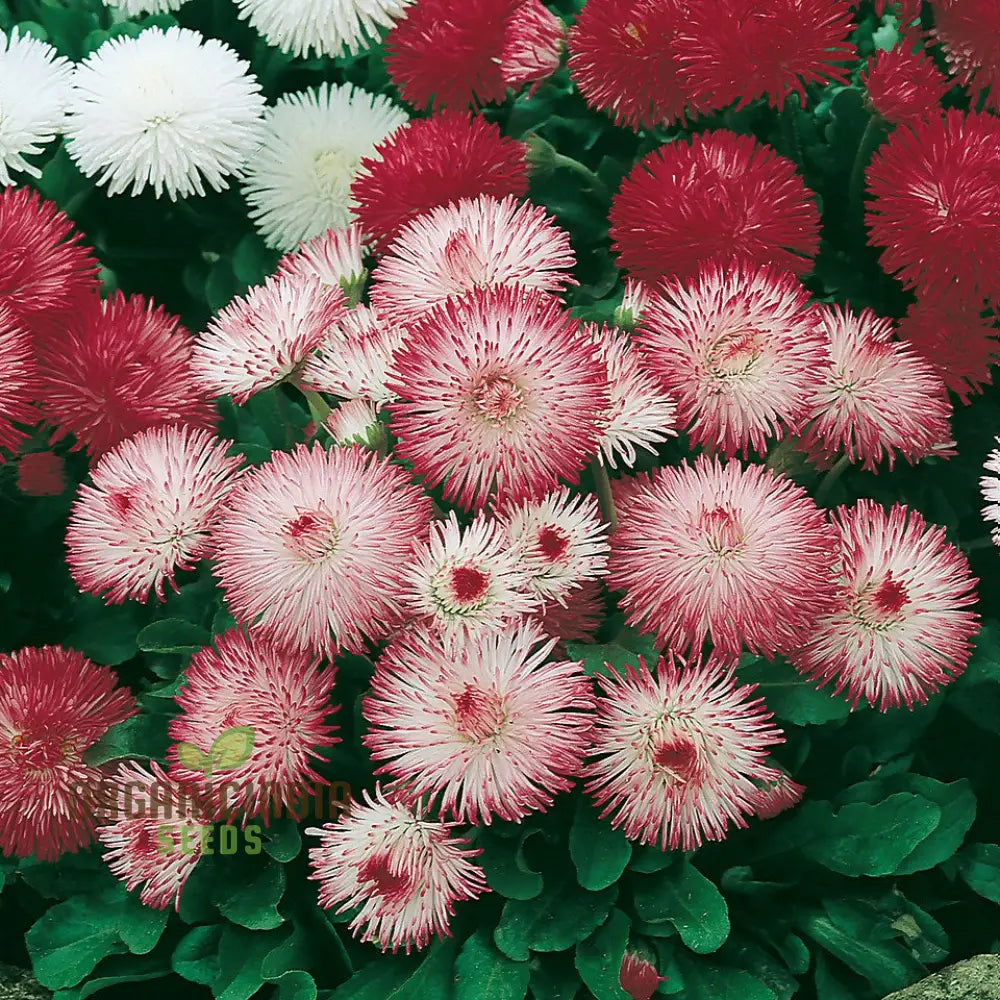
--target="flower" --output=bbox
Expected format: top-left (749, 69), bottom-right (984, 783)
top-left (234, 0), bottom-right (413, 59)
top-left (389, 285), bottom-right (609, 511)
top-left (866, 110), bottom-right (1000, 302)
top-left (96, 760), bottom-right (208, 911)
top-left (192, 270), bottom-right (346, 404)
top-left (637, 263), bottom-right (825, 458)
top-left (614, 277), bottom-right (652, 330)
top-left (584, 652), bottom-right (783, 851)
top-left (277, 224), bottom-right (366, 298)
top-left (370, 194), bottom-right (575, 326)
top-left (982, 443), bottom-right (1000, 545)
top-left (789, 500), bottom-right (979, 710)
top-left (534, 579), bottom-right (605, 650)
top-left (862, 46), bottom-right (949, 127)
top-left (326, 398), bottom-right (383, 446)
top-left (16, 451), bottom-right (65, 496)
top-left (619, 952), bottom-right (666, 1000)
top-left (606, 456), bottom-right (837, 660)
top-left (364, 623), bottom-right (593, 823)
top-left (0, 318), bottom-right (37, 460)
top-left (405, 512), bottom-right (538, 636)
top-left (751, 768), bottom-right (805, 820)
top-left (212, 443), bottom-right (432, 657)
top-left (934, 0), bottom-right (1000, 111)
top-left (568, 0), bottom-right (690, 130)
top-left (0, 29), bottom-right (72, 185)
top-left (674, 0), bottom-right (854, 110)
top-left (0, 186), bottom-right (99, 331)
top-left (609, 131), bottom-right (820, 284)
top-left (0, 645), bottom-right (137, 861)
top-left (351, 111), bottom-right (529, 252)
top-left (501, 0), bottom-right (565, 92)
top-left (800, 305), bottom-right (954, 471)
top-left (502, 489), bottom-right (609, 605)
top-left (308, 788), bottom-right (487, 954)
top-left (36, 291), bottom-right (216, 458)
top-left (242, 83), bottom-right (408, 251)
top-left (385, 0), bottom-right (517, 109)
top-left (64, 27), bottom-right (265, 200)
top-left (66, 425), bottom-right (244, 603)
top-left (168, 628), bottom-right (339, 821)
top-left (101, 0), bottom-right (191, 12)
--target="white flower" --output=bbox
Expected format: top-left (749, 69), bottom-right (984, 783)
top-left (326, 398), bottom-right (382, 446)
top-left (235, 0), bottom-right (413, 59)
top-left (982, 441), bottom-right (1000, 545)
top-left (101, 0), bottom-right (191, 14)
top-left (242, 82), bottom-right (408, 251)
top-left (0, 29), bottom-right (72, 185)
top-left (64, 27), bottom-right (265, 200)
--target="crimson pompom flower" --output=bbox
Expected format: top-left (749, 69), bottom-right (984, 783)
top-left (168, 628), bottom-right (339, 821)
top-left (501, 0), bottom-right (565, 93)
top-left (0, 646), bottom-right (137, 861)
top-left (192, 270), bottom-right (346, 404)
top-left (0, 186), bottom-right (98, 332)
top-left (364, 623), bottom-right (594, 824)
top-left (568, 0), bottom-right (690, 130)
top-left (788, 500), bottom-right (979, 711)
top-left (36, 291), bottom-right (216, 458)
top-left (16, 451), bottom-right (65, 496)
top-left (389, 285), bottom-right (609, 511)
top-left (212, 443), bottom-right (432, 657)
top-left (584, 652), bottom-right (783, 852)
top-left (370, 194), bottom-right (575, 326)
top-left (97, 760), bottom-right (210, 911)
top-left (675, 0), bottom-right (854, 110)
top-left (606, 457), bottom-right (837, 660)
top-left (66, 425), bottom-right (244, 604)
top-left (866, 110), bottom-right (1000, 302)
top-left (800, 305), bottom-right (954, 471)
top-left (610, 131), bottom-right (821, 284)
top-left (307, 785), bottom-right (488, 953)
top-left (385, 0), bottom-right (516, 109)
top-left (638, 262), bottom-right (825, 458)
top-left (934, 0), bottom-right (1000, 110)
top-left (0, 316), bottom-right (37, 460)
top-left (751, 768), bottom-right (805, 820)
top-left (862, 46), bottom-right (949, 127)
top-left (351, 112), bottom-right (528, 252)
top-left (619, 952), bottom-right (667, 1000)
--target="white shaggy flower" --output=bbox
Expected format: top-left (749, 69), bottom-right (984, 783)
top-left (982, 441), bottom-right (1000, 545)
top-left (64, 27), bottom-right (265, 200)
top-left (101, 0), bottom-right (191, 15)
top-left (243, 83), bottom-right (408, 251)
top-left (235, 0), bottom-right (413, 59)
top-left (0, 29), bottom-right (72, 185)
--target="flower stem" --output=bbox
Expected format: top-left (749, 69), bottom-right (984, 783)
top-left (814, 454), bottom-right (852, 507)
top-left (592, 460), bottom-right (618, 532)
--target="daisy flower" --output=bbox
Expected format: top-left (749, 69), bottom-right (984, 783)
top-left (0, 646), bottom-right (137, 861)
top-left (234, 0), bottom-right (413, 59)
top-left (278, 224), bottom-right (366, 300)
top-left (66, 425), bottom-right (244, 603)
top-left (800, 305), bottom-right (954, 471)
top-left (243, 83), bottom-right (408, 251)
top-left (307, 785), bottom-right (487, 953)
top-left (405, 512), bottom-right (538, 637)
top-left (606, 456), bottom-right (837, 660)
top-left (584, 652), bottom-right (783, 852)
top-left (192, 270), bottom-right (346, 404)
top-left (168, 628), bottom-right (339, 821)
top-left (351, 111), bottom-right (529, 252)
top-left (614, 277), bottom-right (652, 330)
top-left (97, 760), bottom-right (209, 911)
top-left (501, 0), bottom-right (565, 92)
top-left (866, 110), bottom-right (1000, 302)
top-left (934, 0), bottom-right (1000, 110)
top-left (789, 500), bottom-right (979, 710)
top-left (212, 443), bottom-right (432, 658)
top-left (370, 194), bottom-right (576, 326)
top-left (637, 263), bottom-right (825, 458)
top-left (326, 398), bottom-right (383, 447)
top-left (0, 29), bottom-right (72, 186)
top-left (534, 579), bottom-right (605, 651)
top-left (610, 131), bottom-right (821, 284)
top-left (620, 952), bottom-right (667, 1000)
top-left (16, 451), bottom-right (65, 496)
top-left (982, 443), bottom-right (1000, 545)
top-left (64, 27), bottom-right (265, 200)
top-left (0, 318), bottom-right (37, 460)
top-left (389, 285), bottom-right (609, 511)
top-left (364, 623), bottom-right (593, 823)
top-left (36, 292), bottom-right (216, 458)
top-left (862, 46), bottom-right (950, 127)
top-left (750, 768), bottom-right (805, 820)
top-left (101, 0), bottom-right (191, 12)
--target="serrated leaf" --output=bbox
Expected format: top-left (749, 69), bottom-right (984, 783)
top-left (569, 796), bottom-right (632, 891)
top-left (455, 929), bottom-right (529, 1000)
top-left (211, 725), bottom-right (256, 771)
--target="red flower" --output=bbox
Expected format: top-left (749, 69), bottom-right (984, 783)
top-left (934, 0), bottom-right (1000, 111)
top-left (351, 111), bottom-right (528, 252)
top-left (501, 0), bottom-right (565, 93)
top-left (0, 315), bottom-right (37, 460)
top-left (862, 46), bottom-right (950, 126)
top-left (620, 952), bottom-right (666, 1000)
top-left (610, 131), bottom-right (820, 284)
top-left (16, 451), bottom-right (65, 496)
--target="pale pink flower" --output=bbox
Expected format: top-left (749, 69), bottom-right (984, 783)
top-left (789, 500), bottom-right (979, 710)
top-left (615, 277), bottom-right (652, 330)
top-left (212, 443), bottom-right (432, 657)
top-left (371, 194), bottom-right (575, 326)
top-left (751, 767), bottom-right (805, 820)
top-left (501, 0), bottom-right (566, 92)
top-left (607, 456), bottom-right (837, 660)
top-left (326, 398), bottom-right (382, 446)
top-left (307, 785), bottom-right (488, 953)
top-left (364, 623), bottom-right (594, 823)
top-left (585, 652), bottom-right (783, 851)
top-left (278, 223), bottom-right (366, 299)
top-left (66, 425), bottom-right (244, 603)
top-left (638, 262), bottom-right (826, 458)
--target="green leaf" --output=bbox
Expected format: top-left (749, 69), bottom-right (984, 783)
top-left (455, 929), bottom-right (529, 1000)
top-left (629, 845), bottom-right (673, 874)
top-left (677, 962), bottom-right (778, 1000)
top-left (575, 908), bottom-right (630, 1000)
top-left (263, 818), bottom-right (303, 862)
top-left (564, 637), bottom-right (656, 679)
top-left (479, 828), bottom-right (544, 900)
top-left (136, 619), bottom-right (211, 654)
top-left (386, 938), bottom-right (459, 1000)
top-left (890, 777), bottom-right (976, 874)
top-left (172, 925), bottom-right (222, 985)
top-left (528, 957), bottom-right (582, 1000)
top-left (326, 955), bottom-right (421, 999)
top-left (274, 972), bottom-right (318, 1000)
top-left (211, 725), bottom-right (256, 771)
top-left (66, 594), bottom-right (144, 665)
top-left (213, 925), bottom-right (286, 1000)
top-left (949, 623), bottom-right (1000, 732)
top-left (212, 856), bottom-right (286, 929)
top-left (569, 796), bottom-right (632, 891)
top-left (632, 858), bottom-right (730, 954)
top-left (739, 658), bottom-right (851, 725)
top-left (232, 233), bottom-right (278, 288)
top-left (82, 712), bottom-right (170, 765)
top-left (53, 954), bottom-right (170, 1000)
top-left (959, 843), bottom-right (1000, 903)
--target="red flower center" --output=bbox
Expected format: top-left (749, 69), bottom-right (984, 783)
top-left (454, 684), bottom-right (507, 741)
top-left (358, 853), bottom-right (414, 904)
top-left (858, 573), bottom-right (910, 627)
top-left (652, 733), bottom-right (702, 784)
top-left (471, 375), bottom-right (525, 425)
top-left (449, 564), bottom-right (491, 605)
top-left (699, 506), bottom-right (745, 554)
top-left (708, 328), bottom-right (764, 378)
top-left (283, 511), bottom-right (339, 561)
top-left (536, 524), bottom-right (570, 562)
top-left (10, 729), bottom-right (70, 771)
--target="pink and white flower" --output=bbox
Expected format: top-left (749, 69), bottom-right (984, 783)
top-left (278, 223), bottom-right (366, 300)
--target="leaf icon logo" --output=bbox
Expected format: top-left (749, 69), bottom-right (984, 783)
top-left (175, 742), bottom-right (211, 773)
top-left (210, 726), bottom-right (255, 773)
